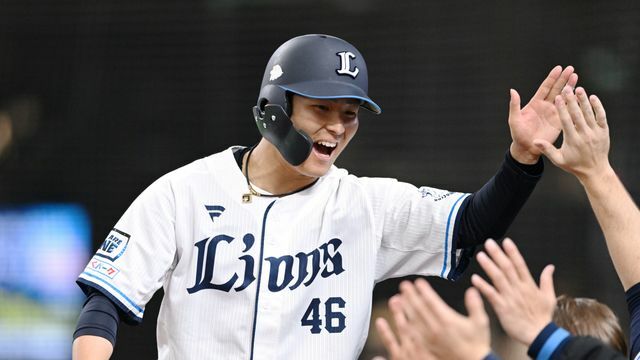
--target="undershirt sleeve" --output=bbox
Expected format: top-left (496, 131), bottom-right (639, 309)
top-left (455, 150), bottom-right (543, 249)
top-left (73, 289), bottom-right (122, 346)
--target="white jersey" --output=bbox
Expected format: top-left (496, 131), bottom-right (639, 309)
top-left (77, 146), bottom-right (470, 360)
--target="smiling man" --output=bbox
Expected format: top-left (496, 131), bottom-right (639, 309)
top-left (72, 34), bottom-right (577, 359)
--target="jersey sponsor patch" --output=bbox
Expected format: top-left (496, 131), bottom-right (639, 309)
top-left (87, 258), bottom-right (120, 279)
top-left (418, 186), bottom-right (453, 202)
top-left (95, 228), bottom-right (130, 262)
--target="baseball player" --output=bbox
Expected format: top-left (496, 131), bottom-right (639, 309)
top-left (72, 34), bottom-right (577, 359)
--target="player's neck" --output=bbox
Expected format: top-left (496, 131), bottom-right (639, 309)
top-left (245, 139), bottom-right (317, 195)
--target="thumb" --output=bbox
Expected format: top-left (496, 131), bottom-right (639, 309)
top-left (509, 89), bottom-right (521, 119)
top-left (465, 287), bottom-right (488, 324)
top-left (539, 264), bottom-right (556, 299)
top-left (533, 139), bottom-right (563, 165)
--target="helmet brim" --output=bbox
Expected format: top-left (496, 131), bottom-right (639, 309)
top-left (279, 82), bottom-right (382, 115)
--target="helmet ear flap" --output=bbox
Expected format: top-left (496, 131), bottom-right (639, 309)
top-left (254, 97), bottom-right (269, 121)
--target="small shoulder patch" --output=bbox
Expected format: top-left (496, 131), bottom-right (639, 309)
top-left (95, 228), bottom-right (130, 261)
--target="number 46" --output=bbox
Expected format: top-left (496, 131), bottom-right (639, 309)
top-left (301, 297), bottom-right (346, 334)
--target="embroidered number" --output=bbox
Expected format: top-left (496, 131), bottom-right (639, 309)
top-left (301, 297), bottom-right (346, 334)
top-left (301, 298), bottom-right (322, 334)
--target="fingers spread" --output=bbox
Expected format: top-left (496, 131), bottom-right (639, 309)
top-left (575, 87), bottom-right (596, 129)
top-left (470, 273), bottom-right (502, 309)
top-left (400, 281), bottom-right (437, 330)
top-left (376, 317), bottom-right (400, 356)
top-left (414, 278), bottom-right (453, 319)
top-left (475, 250), bottom-right (511, 293)
top-left (464, 287), bottom-right (488, 325)
top-left (562, 86), bottom-right (587, 133)
top-left (532, 65), bottom-right (562, 101)
top-left (590, 95), bottom-right (608, 129)
top-left (539, 264), bottom-right (557, 299)
top-left (556, 95), bottom-right (578, 140)
top-left (483, 239), bottom-right (520, 284)
top-left (509, 89), bottom-right (521, 119)
top-left (502, 238), bottom-right (535, 283)
top-left (546, 66), bottom-right (575, 101)
top-left (533, 139), bottom-right (563, 165)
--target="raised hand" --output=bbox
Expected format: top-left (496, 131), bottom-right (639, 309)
top-left (508, 66), bottom-right (578, 164)
top-left (471, 238), bottom-right (556, 346)
top-left (397, 279), bottom-right (491, 360)
top-left (532, 86), bottom-right (611, 182)
top-left (375, 295), bottom-right (435, 360)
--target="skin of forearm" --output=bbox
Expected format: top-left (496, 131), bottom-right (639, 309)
top-left (581, 167), bottom-right (640, 291)
top-left (72, 335), bottom-right (113, 360)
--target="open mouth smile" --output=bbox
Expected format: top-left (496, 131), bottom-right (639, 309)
top-left (313, 140), bottom-right (337, 157)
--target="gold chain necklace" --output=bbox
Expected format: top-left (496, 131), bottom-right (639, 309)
top-left (241, 146), bottom-right (318, 203)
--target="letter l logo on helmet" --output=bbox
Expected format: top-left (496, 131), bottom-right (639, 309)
top-left (336, 51), bottom-right (359, 78)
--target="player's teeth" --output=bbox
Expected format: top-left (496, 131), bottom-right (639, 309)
top-left (317, 141), bottom-right (336, 148)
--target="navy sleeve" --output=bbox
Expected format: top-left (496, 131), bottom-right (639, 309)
top-left (456, 150), bottom-right (543, 249)
top-left (528, 322), bottom-right (571, 360)
top-left (626, 282), bottom-right (640, 359)
top-left (527, 322), bottom-right (625, 360)
top-left (484, 352), bottom-right (502, 360)
top-left (73, 289), bottom-right (121, 346)
top-left (550, 337), bottom-right (627, 360)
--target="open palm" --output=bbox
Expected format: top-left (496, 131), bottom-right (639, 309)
top-left (508, 66), bottom-right (578, 163)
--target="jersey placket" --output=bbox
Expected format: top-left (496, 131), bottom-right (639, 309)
top-left (249, 200), bottom-right (283, 360)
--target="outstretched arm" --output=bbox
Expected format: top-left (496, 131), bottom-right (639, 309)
top-left (453, 66), bottom-right (578, 253)
top-left (533, 86), bottom-right (640, 291)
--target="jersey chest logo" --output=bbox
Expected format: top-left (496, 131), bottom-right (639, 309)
top-left (186, 234), bottom-right (344, 294)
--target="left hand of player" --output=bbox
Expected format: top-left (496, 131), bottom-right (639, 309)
top-left (508, 66), bottom-right (578, 164)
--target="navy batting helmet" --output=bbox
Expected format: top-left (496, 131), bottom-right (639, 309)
top-left (253, 34), bottom-right (381, 166)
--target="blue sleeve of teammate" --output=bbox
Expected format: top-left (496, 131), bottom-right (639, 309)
top-left (626, 282), bottom-right (640, 359)
top-left (73, 288), bottom-right (121, 346)
top-left (527, 322), bottom-right (626, 360)
top-left (455, 150), bottom-right (543, 249)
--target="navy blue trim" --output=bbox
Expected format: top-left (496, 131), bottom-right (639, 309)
top-left (440, 194), bottom-right (469, 277)
top-left (278, 85), bottom-right (382, 114)
top-left (249, 200), bottom-right (277, 360)
top-left (77, 277), bottom-right (143, 325)
top-left (528, 322), bottom-right (570, 360)
top-left (447, 195), bottom-right (475, 281)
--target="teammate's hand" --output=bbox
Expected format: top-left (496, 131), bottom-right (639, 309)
top-left (396, 279), bottom-right (491, 360)
top-left (508, 66), bottom-right (578, 164)
top-left (375, 295), bottom-right (435, 360)
top-left (532, 86), bottom-right (612, 183)
top-left (471, 238), bottom-right (557, 346)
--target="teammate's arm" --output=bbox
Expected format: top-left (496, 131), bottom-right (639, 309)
top-left (533, 86), bottom-right (640, 291)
